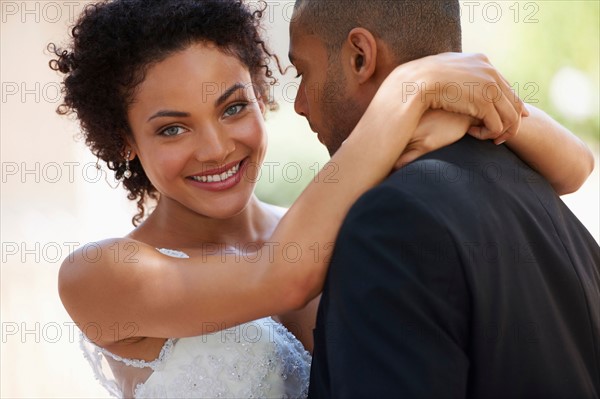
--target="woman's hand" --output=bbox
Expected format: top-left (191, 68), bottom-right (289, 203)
top-left (391, 52), bottom-right (528, 144)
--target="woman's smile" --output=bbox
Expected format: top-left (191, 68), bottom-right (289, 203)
top-left (185, 157), bottom-right (249, 192)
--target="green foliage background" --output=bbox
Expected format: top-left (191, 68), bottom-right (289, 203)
top-left (496, 0), bottom-right (599, 141)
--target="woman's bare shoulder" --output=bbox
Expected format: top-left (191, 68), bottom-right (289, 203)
top-left (58, 238), bottom-right (160, 332)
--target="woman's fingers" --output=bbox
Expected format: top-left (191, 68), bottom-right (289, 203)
top-left (498, 72), bottom-right (529, 117)
top-left (494, 93), bottom-right (520, 136)
top-left (432, 53), bottom-right (525, 136)
top-left (468, 123), bottom-right (517, 145)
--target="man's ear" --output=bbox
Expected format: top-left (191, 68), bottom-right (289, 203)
top-left (345, 28), bottom-right (378, 84)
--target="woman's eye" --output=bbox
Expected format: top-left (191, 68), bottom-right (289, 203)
top-left (159, 126), bottom-right (185, 136)
top-left (223, 103), bottom-right (247, 118)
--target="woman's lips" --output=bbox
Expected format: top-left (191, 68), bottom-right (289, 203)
top-left (186, 158), bottom-right (249, 192)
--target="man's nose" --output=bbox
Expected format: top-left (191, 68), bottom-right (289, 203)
top-left (294, 81), bottom-right (308, 118)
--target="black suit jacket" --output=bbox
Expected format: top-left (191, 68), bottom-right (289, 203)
top-left (308, 136), bottom-right (600, 399)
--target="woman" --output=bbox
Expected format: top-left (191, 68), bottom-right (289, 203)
top-left (50, 0), bottom-right (593, 397)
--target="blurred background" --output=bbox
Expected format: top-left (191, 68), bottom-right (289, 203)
top-left (1, 1), bottom-right (598, 397)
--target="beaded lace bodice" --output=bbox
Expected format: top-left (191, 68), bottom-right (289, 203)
top-left (80, 248), bottom-right (311, 398)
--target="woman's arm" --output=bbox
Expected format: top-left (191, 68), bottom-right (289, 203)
top-left (500, 105), bottom-right (594, 194)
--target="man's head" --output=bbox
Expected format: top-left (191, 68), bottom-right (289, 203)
top-left (289, 0), bottom-right (461, 154)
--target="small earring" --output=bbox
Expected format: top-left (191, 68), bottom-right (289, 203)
top-left (123, 150), bottom-right (132, 179)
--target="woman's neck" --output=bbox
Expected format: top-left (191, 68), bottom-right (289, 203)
top-left (127, 195), bottom-right (277, 250)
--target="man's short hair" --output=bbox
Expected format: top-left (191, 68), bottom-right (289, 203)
top-left (293, 0), bottom-right (462, 64)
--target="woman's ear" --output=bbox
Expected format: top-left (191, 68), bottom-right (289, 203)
top-left (122, 138), bottom-right (137, 160)
top-left (122, 148), bottom-right (136, 162)
top-left (258, 97), bottom-right (266, 115)
top-left (346, 28), bottom-right (378, 84)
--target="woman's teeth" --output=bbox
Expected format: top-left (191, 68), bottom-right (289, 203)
top-left (190, 162), bottom-right (241, 183)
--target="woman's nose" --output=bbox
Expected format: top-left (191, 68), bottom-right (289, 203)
top-left (193, 125), bottom-right (236, 165)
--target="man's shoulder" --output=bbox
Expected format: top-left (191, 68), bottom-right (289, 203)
top-left (382, 136), bottom-right (547, 200)
top-left (344, 136), bottom-right (554, 227)
top-left (341, 179), bottom-right (441, 231)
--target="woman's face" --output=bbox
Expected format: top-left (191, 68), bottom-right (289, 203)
top-left (127, 42), bottom-right (268, 219)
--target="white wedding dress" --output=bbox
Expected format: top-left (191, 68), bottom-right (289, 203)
top-left (80, 248), bottom-right (311, 398)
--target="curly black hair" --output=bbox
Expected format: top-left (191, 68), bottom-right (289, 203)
top-left (49, 0), bottom-right (278, 226)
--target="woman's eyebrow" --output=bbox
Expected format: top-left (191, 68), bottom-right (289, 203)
top-left (215, 83), bottom-right (246, 107)
top-left (147, 110), bottom-right (190, 122)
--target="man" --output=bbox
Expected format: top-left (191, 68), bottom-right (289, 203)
top-left (288, 1), bottom-right (600, 398)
